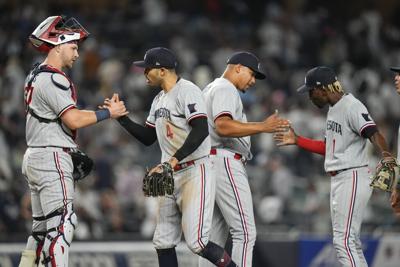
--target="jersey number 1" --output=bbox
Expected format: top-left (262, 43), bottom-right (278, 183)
top-left (166, 124), bottom-right (174, 139)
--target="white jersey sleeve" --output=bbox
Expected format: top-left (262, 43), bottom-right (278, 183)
top-left (210, 85), bottom-right (238, 121)
top-left (177, 84), bottom-right (208, 123)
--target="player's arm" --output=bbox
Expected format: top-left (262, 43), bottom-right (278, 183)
top-left (170, 117), bottom-right (209, 166)
top-left (367, 128), bottom-right (393, 157)
top-left (274, 126), bottom-right (325, 155)
top-left (116, 115), bottom-right (157, 146)
top-left (61, 99), bottom-right (128, 130)
top-left (215, 111), bottom-right (289, 137)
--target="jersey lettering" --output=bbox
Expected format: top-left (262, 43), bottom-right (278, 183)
top-left (24, 85), bottom-right (34, 107)
top-left (155, 108), bottom-right (171, 121)
top-left (327, 120), bottom-right (342, 135)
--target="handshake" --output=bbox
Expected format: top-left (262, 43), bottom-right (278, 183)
top-left (99, 93), bottom-right (129, 119)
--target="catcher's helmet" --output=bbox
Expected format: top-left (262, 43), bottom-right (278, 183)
top-left (29, 15), bottom-right (89, 52)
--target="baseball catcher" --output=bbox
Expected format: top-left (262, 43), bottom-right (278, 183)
top-left (143, 162), bottom-right (174, 197)
top-left (370, 156), bottom-right (400, 192)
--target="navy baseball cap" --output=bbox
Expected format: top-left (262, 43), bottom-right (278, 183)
top-left (227, 51), bottom-right (266, 80)
top-left (297, 66), bottom-right (338, 93)
top-left (133, 47), bottom-right (178, 69)
top-left (390, 66), bottom-right (400, 73)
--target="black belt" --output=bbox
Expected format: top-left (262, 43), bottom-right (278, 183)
top-left (328, 165), bottom-right (368, 177)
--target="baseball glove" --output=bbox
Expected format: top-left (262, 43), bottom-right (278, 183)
top-left (70, 149), bottom-right (94, 181)
top-left (143, 162), bottom-right (174, 197)
top-left (370, 157), bottom-right (400, 192)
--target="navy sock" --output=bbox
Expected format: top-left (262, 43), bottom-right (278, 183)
top-left (156, 248), bottom-right (178, 267)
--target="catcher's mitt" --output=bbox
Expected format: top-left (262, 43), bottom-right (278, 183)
top-left (370, 157), bottom-right (400, 192)
top-left (143, 162), bottom-right (174, 197)
top-left (69, 149), bottom-right (94, 181)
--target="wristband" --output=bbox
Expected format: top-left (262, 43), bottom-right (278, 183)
top-left (95, 109), bottom-right (110, 122)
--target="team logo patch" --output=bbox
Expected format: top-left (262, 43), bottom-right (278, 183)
top-left (188, 103), bottom-right (197, 113)
top-left (362, 113), bottom-right (371, 121)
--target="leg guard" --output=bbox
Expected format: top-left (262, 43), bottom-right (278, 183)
top-left (42, 204), bottom-right (77, 267)
top-left (19, 231), bottom-right (46, 266)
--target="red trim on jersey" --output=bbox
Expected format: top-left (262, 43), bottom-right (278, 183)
top-left (145, 121), bottom-right (155, 128)
top-left (58, 104), bottom-right (76, 117)
top-left (214, 111), bottom-right (233, 122)
top-left (197, 163), bottom-right (206, 250)
top-left (297, 136), bottom-right (326, 156)
top-left (359, 122), bottom-right (376, 135)
top-left (187, 113), bottom-right (207, 124)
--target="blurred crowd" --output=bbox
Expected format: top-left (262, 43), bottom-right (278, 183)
top-left (1, 0), bottom-right (400, 241)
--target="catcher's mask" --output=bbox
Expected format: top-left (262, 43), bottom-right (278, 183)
top-left (29, 15), bottom-right (89, 52)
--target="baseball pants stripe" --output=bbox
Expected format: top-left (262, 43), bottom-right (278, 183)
top-left (53, 152), bottom-right (68, 207)
top-left (224, 158), bottom-right (249, 267)
top-left (197, 163), bottom-right (206, 249)
top-left (344, 171), bottom-right (358, 267)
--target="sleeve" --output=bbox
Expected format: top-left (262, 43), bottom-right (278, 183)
top-left (347, 101), bottom-right (377, 138)
top-left (211, 85), bottom-right (237, 121)
top-left (178, 86), bottom-right (207, 123)
top-left (39, 73), bottom-right (76, 117)
top-left (145, 95), bottom-right (158, 128)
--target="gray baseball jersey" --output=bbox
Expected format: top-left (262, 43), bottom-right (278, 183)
top-left (146, 78), bottom-right (210, 162)
top-left (200, 77), bottom-right (256, 267)
top-left (22, 65), bottom-right (77, 258)
top-left (324, 93), bottom-right (374, 266)
top-left (145, 78), bottom-right (215, 254)
top-left (325, 93), bottom-right (376, 172)
top-left (203, 77), bottom-right (252, 160)
top-left (24, 66), bottom-right (77, 148)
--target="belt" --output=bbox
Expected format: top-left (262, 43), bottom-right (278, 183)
top-left (210, 148), bottom-right (244, 161)
top-left (328, 165), bottom-right (368, 177)
top-left (28, 146), bottom-right (75, 153)
top-left (174, 160), bottom-right (196, 171)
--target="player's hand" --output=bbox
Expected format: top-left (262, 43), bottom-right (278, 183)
top-left (273, 126), bottom-right (297, 146)
top-left (391, 189), bottom-right (400, 216)
top-left (262, 110), bottom-right (290, 133)
top-left (148, 164), bottom-right (163, 175)
top-left (103, 93), bottom-right (129, 118)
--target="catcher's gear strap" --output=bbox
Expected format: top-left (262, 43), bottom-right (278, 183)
top-left (297, 136), bottom-right (326, 155)
top-left (25, 63), bottom-right (75, 124)
top-left (117, 115), bottom-right (157, 146)
top-left (173, 116), bottom-right (208, 161)
top-left (43, 204), bottom-right (77, 266)
top-left (33, 207), bottom-right (64, 221)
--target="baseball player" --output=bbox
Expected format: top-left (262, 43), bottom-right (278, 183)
top-left (199, 51), bottom-right (290, 267)
top-left (113, 47), bottom-right (238, 267)
top-left (274, 66), bottom-right (393, 267)
top-left (389, 66), bottom-right (400, 216)
top-left (19, 15), bottom-right (128, 267)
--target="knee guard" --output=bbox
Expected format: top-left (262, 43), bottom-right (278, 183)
top-left (42, 204), bottom-right (77, 267)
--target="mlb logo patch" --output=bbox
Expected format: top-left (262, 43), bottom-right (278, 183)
top-left (188, 103), bottom-right (197, 113)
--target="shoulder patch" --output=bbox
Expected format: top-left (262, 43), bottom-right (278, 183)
top-left (51, 73), bottom-right (70, 90)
